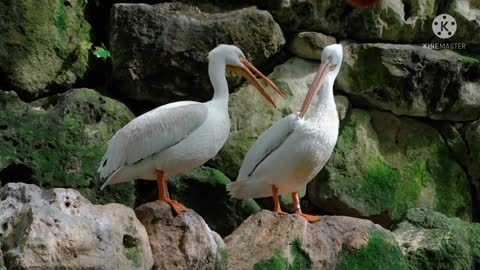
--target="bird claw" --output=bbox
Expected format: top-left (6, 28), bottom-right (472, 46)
top-left (158, 199), bottom-right (188, 215)
top-left (295, 212), bottom-right (321, 223)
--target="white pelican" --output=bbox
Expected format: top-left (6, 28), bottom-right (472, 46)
top-left (99, 44), bottom-right (283, 214)
top-left (227, 44), bottom-right (343, 222)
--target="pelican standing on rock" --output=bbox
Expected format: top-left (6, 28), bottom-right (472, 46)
top-left (227, 44), bottom-right (343, 222)
top-left (99, 44), bottom-right (283, 214)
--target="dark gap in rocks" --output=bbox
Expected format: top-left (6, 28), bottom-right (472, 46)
top-left (0, 124), bottom-right (7, 130)
top-left (123, 234), bottom-right (138, 248)
top-left (65, 201), bottom-right (71, 208)
top-left (403, 0), bottom-right (412, 21)
top-left (2, 222), bottom-right (8, 231)
top-left (0, 162), bottom-right (35, 185)
top-left (472, 182), bottom-right (480, 222)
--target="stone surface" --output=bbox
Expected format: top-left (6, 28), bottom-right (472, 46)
top-left (393, 208), bottom-right (480, 270)
top-left (224, 210), bottom-right (408, 270)
top-left (308, 109), bottom-right (471, 227)
top-left (110, 2), bottom-right (285, 104)
top-left (465, 120), bottom-right (480, 200)
top-left (337, 43), bottom-right (480, 121)
top-left (0, 89), bottom-right (136, 206)
top-left (0, 183), bottom-right (153, 270)
top-left (259, 0), bottom-right (438, 43)
top-left (135, 201), bottom-right (227, 270)
top-left (446, 0), bottom-right (480, 52)
top-left (135, 166), bottom-right (261, 236)
top-left (209, 57), bottom-right (347, 178)
top-left (0, 0), bottom-right (92, 100)
top-left (288, 32), bottom-right (336, 60)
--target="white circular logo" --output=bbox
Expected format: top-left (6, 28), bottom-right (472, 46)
top-left (432, 14), bottom-right (457, 39)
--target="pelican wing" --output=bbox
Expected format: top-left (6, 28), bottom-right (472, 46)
top-left (237, 112), bottom-right (299, 180)
top-left (98, 102), bottom-right (208, 179)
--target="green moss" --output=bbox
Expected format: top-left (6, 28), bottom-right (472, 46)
top-left (350, 46), bottom-right (390, 92)
top-left (253, 238), bottom-right (311, 270)
top-left (291, 238), bottom-right (311, 270)
top-left (55, 0), bottom-right (67, 38)
top-left (336, 229), bottom-right (408, 270)
top-left (254, 251), bottom-right (289, 270)
top-left (124, 246), bottom-right (142, 268)
top-left (0, 90), bottom-right (135, 206)
top-left (395, 208), bottom-right (480, 270)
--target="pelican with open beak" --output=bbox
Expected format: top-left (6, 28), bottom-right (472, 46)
top-left (99, 44), bottom-right (283, 214)
top-left (227, 44), bottom-right (343, 222)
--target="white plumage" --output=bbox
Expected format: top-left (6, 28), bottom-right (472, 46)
top-left (227, 44), bottom-right (343, 222)
top-left (98, 45), bottom-right (283, 213)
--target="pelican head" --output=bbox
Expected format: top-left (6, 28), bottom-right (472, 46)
top-left (208, 44), bottom-right (284, 108)
top-left (299, 44), bottom-right (343, 118)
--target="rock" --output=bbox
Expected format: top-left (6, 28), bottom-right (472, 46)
top-left (465, 120), bottom-right (480, 199)
top-left (224, 210), bottom-right (408, 270)
top-left (0, 89), bottom-right (136, 206)
top-left (447, 1), bottom-right (480, 52)
top-left (259, 0), bottom-right (438, 43)
top-left (288, 32), bottom-right (336, 60)
top-left (0, 0), bottom-right (92, 100)
top-left (135, 166), bottom-right (261, 236)
top-left (209, 57), bottom-right (348, 178)
top-left (393, 208), bottom-right (480, 270)
top-left (0, 183), bottom-right (153, 270)
top-left (337, 43), bottom-right (480, 121)
top-left (435, 122), bottom-right (469, 168)
top-left (308, 109), bottom-right (471, 227)
top-left (135, 201), bottom-right (227, 270)
top-left (110, 2), bottom-right (285, 104)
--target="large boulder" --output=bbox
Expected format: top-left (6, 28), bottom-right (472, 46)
top-left (0, 89), bottom-right (136, 206)
top-left (447, 0), bottom-right (480, 52)
top-left (135, 201), bottom-right (227, 270)
top-left (135, 166), bottom-right (261, 236)
top-left (0, 183), bottom-right (153, 270)
top-left (393, 208), bottom-right (480, 270)
top-left (110, 2), bottom-right (285, 104)
top-left (0, 0), bottom-right (92, 100)
top-left (308, 109), bottom-right (471, 227)
top-left (259, 0), bottom-right (437, 42)
top-left (288, 32), bottom-right (336, 60)
top-left (465, 120), bottom-right (480, 199)
top-left (224, 210), bottom-right (408, 270)
top-left (337, 43), bottom-right (480, 121)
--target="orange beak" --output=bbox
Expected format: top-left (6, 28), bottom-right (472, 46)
top-left (227, 57), bottom-right (284, 108)
top-left (299, 59), bottom-right (333, 119)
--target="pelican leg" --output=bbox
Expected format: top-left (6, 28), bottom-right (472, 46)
top-left (292, 192), bottom-right (320, 223)
top-left (156, 170), bottom-right (187, 214)
top-left (272, 185), bottom-right (288, 215)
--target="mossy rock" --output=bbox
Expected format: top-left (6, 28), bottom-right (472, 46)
top-left (253, 238), bottom-right (311, 270)
top-left (0, 0), bottom-right (93, 99)
top-left (337, 43), bottom-right (480, 121)
top-left (260, 0), bottom-right (437, 43)
top-left (135, 166), bottom-right (261, 236)
top-left (394, 208), bottom-right (480, 270)
top-left (336, 228), bottom-right (408, 270)
top-left (0, 89), bottom-right (136, 206)
top-left (308, 109), bottom-right (471, 227)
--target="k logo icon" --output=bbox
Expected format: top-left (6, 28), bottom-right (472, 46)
top-left (432, 14), bottom-right (457, 39)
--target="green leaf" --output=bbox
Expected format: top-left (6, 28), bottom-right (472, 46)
top-left (93, 46), bottom-right (111, 60)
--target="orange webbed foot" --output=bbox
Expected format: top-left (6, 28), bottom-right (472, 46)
top-left (294, 209), bottom-right (320, 223)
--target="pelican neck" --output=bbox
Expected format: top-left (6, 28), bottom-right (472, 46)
top-left (208, 58), bottom-right (230, 103)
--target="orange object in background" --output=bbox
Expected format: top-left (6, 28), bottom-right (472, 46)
top-left (347, 0), bottom-right (382, 8)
